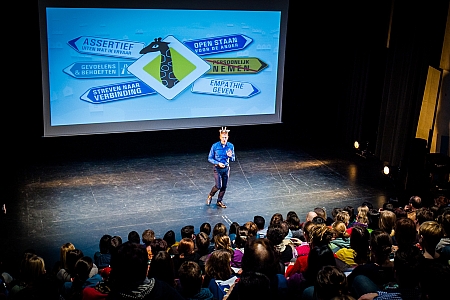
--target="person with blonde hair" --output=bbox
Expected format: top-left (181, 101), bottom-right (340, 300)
top-left (330, 221), bottom-right (351, 253)
top-left (52, 242), bottom-right (75, 276)
top-left (10, 254), bottom-right (56, 299)
top-left (336, 211), bottom-right (351, 227)
top-left (419, 221), bottom-right (444, 260)
top-left (214, 233), bottom-right (234, 256)
top-left (347, 206), bottom-right (369, 235)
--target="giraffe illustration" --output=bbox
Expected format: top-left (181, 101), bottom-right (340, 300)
top-left (140, 37), bottom-right (179, 88)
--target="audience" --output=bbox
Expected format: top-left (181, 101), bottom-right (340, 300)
top-left (60, 255), bottom-right (102, 300)
top-left (177, 261), bottom-right (213, 300)
top-left (107, 241), bottom-right (184, 299)
top-left (52, 242), bottom-right (75, 279)
top-left (127, 230), bottom-right (141, 244)
top-left (148, 250), bottom-right (177, 288)
top-left (202, 249), bottom-right (235, 300)
top-left (93, 234), bottom-right (112, 270)
top-left (347, 230), bottom-right (394, 292)
top-left (195, 232), bottom-right (211, 272)
top-left (329, 221), bottom-right (351, 253)
top-left (2, 195), bottom-right (450, 300)
top-left (304, 265), bottom-right (355, 300)
top-left (253, 215), bottom-right (267, 239)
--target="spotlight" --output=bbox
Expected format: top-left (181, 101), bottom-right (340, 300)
top-left (354, 141), bottom-right (360, 150)
top-left (383, 166), bottom-right (390, 175)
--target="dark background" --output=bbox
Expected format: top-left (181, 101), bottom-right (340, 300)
top-left (4, 0), bottom-right (449, 206)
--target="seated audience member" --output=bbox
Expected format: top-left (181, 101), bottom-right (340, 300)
top-left (434, 195), bottom-right (450, 215)
top-left (231, 226), bottom-right (248, 269)
top-left (313, 207), bottom-right (327, 221)
top-left (419, 257), bottom-right (450, 300)
top-left (378, 210), bottom-right (396, 240)
top-left (172, 238), bottom-right (200, 278)
top-left (335, 210), bottom-right (351, 228)
top-left (210, 223), bottom-right (228, 252)
top-left (267, 223), bottom-right (294, 265)
top-left (392, 206), bottom-right (408, 219)
top-left (382, 202), bottom-right (394, 212)
top-left (199, 222), bottom-right (212, 237)
top-left (342, 206), bottom-right (356, 224)
top-left (301, 211), bottom-right (318, 229)
top-left (415, 207), bottom-right (434, 231)
top-left (269, 212), bottom-right (284, 226)
top-left (228, 222), bottom-right (240, 247)
top-left (163, 230), bottom-right (177, 253)
top-left (347, 206), bottom-right (369, 234)
top-left (335, 225), bottom-right (370, 269)
top-left (57, 249), bottom-right (87, 283)
top-left (52, 242), bottom-right (75, 278)
top-left (347, 230), bottom-right (394, 292)
top-left (302, 265), bottom-right (354, 300)
top-left (367, 208), bottom-right (380, 231)
top-left (61, 256), bottom-right (102, 300)
top-left (329, 221), bottom-right (351, 253)
top-left (225, 271), bottom-right (271, 300)
top-left (243, 221), bottom-right (258, 238)
top-left (212, 234), bottom-right (234, 260)
top-left (127, 230), bottom-right (141, 244)
top-left (177, 261), bottom-right (214, 300)
top-left (148, 250), bottom-right (177, 288)
top-left (353, 246), bottom-right (423, 300)
top-left (405, 195), bottom-right (422, 221)
top-left (419, 221), bottom-right (444, 260)
top-left (394, 217), bottom-right (419, 251)
top-left (93, 234), bottom-right (112, 270)
top-left (225, 238), bottom-right (287, 299)
top-left (311, 216), bottom-right (326, 226)
top-left (288, 244), bottom-right (337, 298)
top-left (202, 249), bottom-right (235, 300)
top-left (149, 239), bottom-right (168, 255)
top-left (361, 202), bottom-right (374, 210)
top-left (171, 225), bottom-right (197, 256)
top-left (253, 215), bottom-right (267, 239)
top-left (9, 253), bottom-right (59, 300)
top-left (286, 211), bottom-right (303, 239)
top-left (315, 207), bottom-right (333, 226)
top-left (195, 232), bottom-right (211, 272)
top-left (331, 207), bottom-right (343, 222)
top-left (82, 266), bottom-right (112, 300)
top-left (285, 221), bottom-right (317, 278)
top-left (142, 229), bottom-right (156, 254)
top-left (107, 241), bottom-right (184, 299)
top-left (280, 220), bottom-right (293, 239)
top-left (436, 209), bottom-right (450, 262)
top-left (110, 236), bottom-right (123, 256)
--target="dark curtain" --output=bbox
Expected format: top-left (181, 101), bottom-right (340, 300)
top-left (375, 0), bottom-right (448, 168)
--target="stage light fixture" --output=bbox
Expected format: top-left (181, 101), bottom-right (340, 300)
top-left (383, 166), bottom-right (390, 175)
top-left (354, 141), bottom-right (360, 149)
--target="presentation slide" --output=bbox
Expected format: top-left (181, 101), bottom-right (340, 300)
top-left (39, 1), bottom-right (289, 136)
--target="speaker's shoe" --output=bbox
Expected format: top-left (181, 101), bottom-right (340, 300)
top-left (217, 202), bottom-right (227, 208)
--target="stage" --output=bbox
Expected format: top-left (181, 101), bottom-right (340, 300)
top-left (1, 144), bottom-right (391, 271)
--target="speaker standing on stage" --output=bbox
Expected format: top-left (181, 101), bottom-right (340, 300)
top-left (206, 127), bottom-right (235, 208)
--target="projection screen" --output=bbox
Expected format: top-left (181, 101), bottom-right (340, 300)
top-left (38, 0), bottom-right (289, 137)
